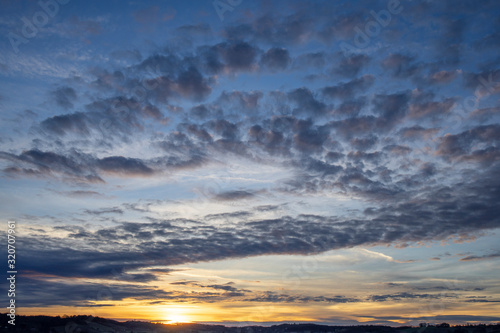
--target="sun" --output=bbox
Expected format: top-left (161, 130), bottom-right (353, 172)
top-left (164, 308), bottom-right (192, 324)
top-left (167, 314), bottom-right (190, 324)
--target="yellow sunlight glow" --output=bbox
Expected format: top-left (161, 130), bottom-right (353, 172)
top-left (164, 307), bottom-right (192, 324)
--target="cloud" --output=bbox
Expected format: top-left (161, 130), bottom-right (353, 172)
top-left (463, 69), bottom-right (500, 97)
top-left (438, 18), bottom-right (465, 65)
top-left (59, 190), bottom-right (105, 198)
top-left (218, 41), bottom-right (258, 72)
top-left (212, 190), bottom-right (256, 201)
top-left (260, 47), bottom-right (291, 71)
top-left (9, 155), bottom-right (500, 309)
top-left (398, 126), bottom-right (439, 140)
top-left (3, 0), bottom-right (500, 315)
top-left (460, 252), bottom-right (500, 261)
top-left (293, 52), bottom-right (326, 70)
top-left (428, 70), bottom-right (458, 84)
top-left (18, 276), bottom-right (171, 307)
top-left (0, 149), bottom-right (159, 182)
top-left (335, 98), bottom-right (367, 117)
top-left (408, 98), bottom-right (456, 120)
top-left (0, 149), bottom-right (103, 183)
top-left (26, 165), bottom-right (498, 272)
top-left (40, 112), bottom-right (89, 136)
top-left (381, 54), bottom-right (421, 79)
top-left (245, 291), bottom-right (358, 304)
top-left (206, 119), bottom-right (239, 141)
top-left (288, 88), bottom-right (327, 117)
top-left (333, 54), bottom-right (371, 77)
top-left (370, 292), bottom-right (452, 302)
top-left (39, 96), bottom-right (168, 138)
top-left (51, 86), bottom-right (78, 109)
top-left (216, 90), bottom-right (263, 114)
top-left (84, 207), bottom-right (124, 215)
top-left (322, 75), bottom-right (374, 99)
top-left (470, 107), bottom-right (500, 123)
top-left (175, 67), bottom-right (213, 101)
top-left (350, 136), bottom-right (378, 151)
top-left (436, 124), bottom-right (500, 164)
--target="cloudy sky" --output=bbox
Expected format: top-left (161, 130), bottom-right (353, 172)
top-left (1, 0), bottom-right (500, 326)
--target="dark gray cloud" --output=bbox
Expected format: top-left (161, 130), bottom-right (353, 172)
top-left (40, 112), bottom-right (89, 136)
top-left (463, 69), bottom-right (500, 96)
top-left (0, 149), bottom-right (103, 183)
top-left (436, 124), bottom-right (500, 164)
top-left (288, 88), bottom-right (327, 117)
top-left (59, 190), bottom-right (105, 198)
top-left (329, 116), bottom-right (377, 139)
top-left (381, 54), bottom-right (421, 79)
top-left (294, 127), bottom-right (329, 152)
top-left (370, 292), bottom-right (453, 302)
top-left (97, 156), bottom-right (154, 176)
top-left (293, 52), bottom-right (327, 70)
top-left (216, 90), bottom-right (263, 115)
top-left (217, 41), bottom-right (258, 72)
top-left (245, 292), bottom-right (358, 304)
top-left (333, 54), bottom-right (371, 77)
top-left (383, 144), bottom-right (411, 155)
top-left (11, 157), bottom-right (500, 308)
top-left (51, 86), bottom-right (77, 109)
top-left (408, 98), bottom-right (456, 120)
top-left (350, 136), bottom-right (378, 151)
top-left (18, 276), bottom-right (171, 307)
top-left (470, 107), bottom-right (500, 123)
top-left (175, 66), bottom-right (213, 101)
top-left (335, 98), bottom-right (367, 117)
top-left (398, 126), bottom-right (440, 140)
top-left (206, 119), bottom-right (239, 141)
top-left (84, 207), bottom-right (124, 215)
top-left (372, 92), bottom-right (410, 127)
top-left (427, 70), bottom-right (458, 84)
top-left (213, 190), bottom-right (256, 201)
top-left (190, 104), bottom-right (212, 120)
top-left (322, 75), bottom-right (374, 100)
top-left (21, 164), bottom-right (500, 274)
top-left (40, 96), bottom-right (168, 139)
top-left (260, 47), bottom-right (291, 71)
top-left (438, 18), bottom-right (465, 65)
top-left (0, 149), bottom-right (159, 182)
top-left (460, 252), bottom-right (500, 261)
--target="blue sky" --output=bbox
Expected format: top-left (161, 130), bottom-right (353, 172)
top-left (1, 0), bottom-right (500, 325)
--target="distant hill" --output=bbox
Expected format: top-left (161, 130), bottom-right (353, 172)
top-left (1, 314), bottom-right (499, 333)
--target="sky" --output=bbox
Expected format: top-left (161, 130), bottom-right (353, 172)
top-left (1, 0), bottom-right (500, 326)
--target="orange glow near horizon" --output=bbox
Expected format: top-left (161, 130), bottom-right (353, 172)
top-left (16, 299), bottom-right (500, 326)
